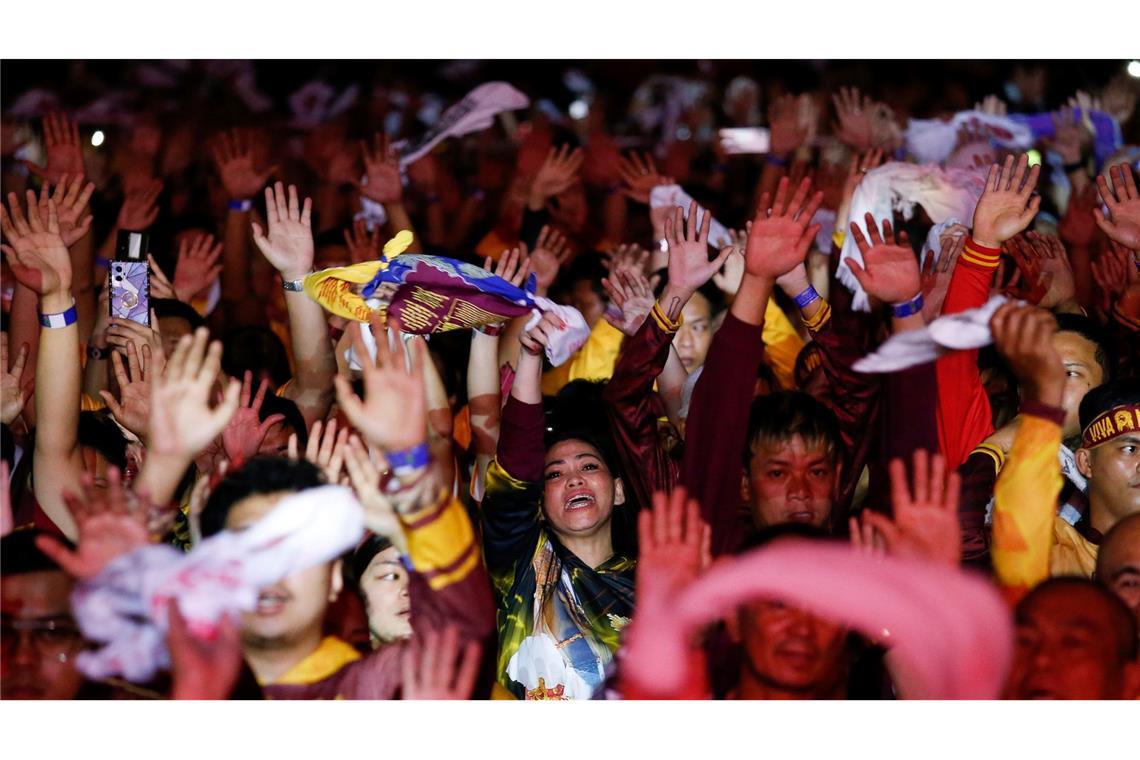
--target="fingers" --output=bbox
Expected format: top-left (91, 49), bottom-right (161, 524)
top-left (34, 535), bottom-right (81, 578)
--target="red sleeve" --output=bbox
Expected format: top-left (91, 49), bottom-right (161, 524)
top-left (602, 304), bottom-right (681, 512)
top-left (680, 311), bottom-right (766, 556)
top-left (497, 395), bottom-right (546, 482)
top-left (935, 237), bottom-right (1000, 468)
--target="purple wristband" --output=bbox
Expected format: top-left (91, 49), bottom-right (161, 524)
top-left (386, 441), bottom-right (430, 476)
top-left (765, 154), bottom-right (789, 167)
top-left (891, 293), bottom-right (924, 318)
top-left (793, 285), bottom-right (821, 309)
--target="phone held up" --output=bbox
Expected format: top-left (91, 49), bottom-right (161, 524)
top-left (110, 230), bottom-right (150, 327)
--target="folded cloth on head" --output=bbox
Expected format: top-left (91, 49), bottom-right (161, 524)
top-left (70, 486), bottom-right (364, 683)
top-left (649, 184), bottom-right (733, 248)
top-left (852, 295), bottom-right (1009, 374)
top-left (838, 162), bottom-right (987, 311)
top-left (621, 540), bottom-right (1012, 699)
top-left (313, 233), bottom-right (589, 369)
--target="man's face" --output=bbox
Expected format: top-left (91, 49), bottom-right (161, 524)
top-left (1098, 517), bottom-right (1140, 627)
top-left (736, 599), bottom-right (848, 696)
top-left (746, 435), bottom-right (838, 529)
top-left (1052, 331), bottom-right (1104, 439)
top-left (1078, 434), bottom-right (1140, 529)
top-left (673, 293), bottom-right (713, 373)
top-left (225, 492), bottom-right (339, 647)
top-left (1006, 584), bottom-right (1136, 699)
top-left (157, 315), bottom-right (194, 360)
top-left (1, 570), bottom-right (85, 700)
top-left (359, 546), bottom-right (412, 646)
top-left (542, 439), bottom-right (623, 540)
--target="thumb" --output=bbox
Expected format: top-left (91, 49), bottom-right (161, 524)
top-left (258, 414), bottom-right (287, 437)
top-left (35, 534), bottom-right (82, 577)
top-left (709, 245), bottom-right (734, 273)
top-left (23, 161), bottom-right (46, 179)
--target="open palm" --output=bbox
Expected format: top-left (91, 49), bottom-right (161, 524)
top-left (846, 213), bottom-right (921, 304)
top-left (251, 182), bottom-right (314, 280)
top-left (745, 177), bottom-right (823, 280)
top-left (1, 195), bottom-right (72, 295)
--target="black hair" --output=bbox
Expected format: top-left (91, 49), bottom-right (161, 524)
top-left (344, 533), bottom-right (395, 591)
top-left (152, 297), bottom-right (206, 333)
top-left (198, 456), bottom-right (325, 538)
top-left (220, 326), bottom-right (293, 389)
top-left (1018, 577), bottom-right (1138, 662)
top-left (553, 250), bottom-right (608, 301)
top-left (0, 529), bottom-right (71, 575)
top-left (737, 522), bottom-right (830, 554)
top-left (651, 272), bottom-right (727, 319)
top-left (77, 410), bottom-right (130, 470)
top-left (1055, 313), bottom-right (1113, 383)
top-left (259, 393), bottom-right (308, 449)
top-left (745, 391), bottom-right (843, 467)
top-left (1079, 377), bottom-right (1140, 436)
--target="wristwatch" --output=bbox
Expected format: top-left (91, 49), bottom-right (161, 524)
top-left (283, 278), bottom-right (306, 292)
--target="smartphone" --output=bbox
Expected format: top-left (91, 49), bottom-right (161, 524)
top-left (718, 127), bottom-right (771, 155)
top-left (110, 230), bottom-right (150, 326)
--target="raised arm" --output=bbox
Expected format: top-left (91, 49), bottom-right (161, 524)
top-left (2, 193), bottom-right (90, 538)
top-left (251, 182), bottom-right (337, 426)
top-left (937, 154), bottom-right (1040, 467)
top-left (987, 303), bottom-right (1066, 603)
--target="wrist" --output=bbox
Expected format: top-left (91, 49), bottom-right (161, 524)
top-left (890, 291), bottom-right (924, 317)
top-left (227, 198), bottom-right (253, 212)
top-left (1026, 377), bottom-right (1065, 409)
top-left (41, 290), bottom-right (75, 314)
top-left (968, 229), bottom-right (1001, 250)
top-left (281, 269), bottom-right (312, 284)
top-left (778, 270), bottom-right (811, 297)
top-left (659, 285), bottom-right (692, 319)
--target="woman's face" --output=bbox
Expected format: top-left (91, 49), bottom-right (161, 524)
top-left (359, 546), bottom-right (412, 647)
top-left (542, 439), bottom-right (623, 540)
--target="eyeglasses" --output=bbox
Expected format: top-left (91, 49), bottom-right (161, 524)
top-left (1, 616), bottom-right (83, 656)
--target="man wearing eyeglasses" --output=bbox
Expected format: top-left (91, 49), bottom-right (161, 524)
top-left (1, 530), bottom-right (86, 700)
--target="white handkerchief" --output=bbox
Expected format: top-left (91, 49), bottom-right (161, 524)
top-left (649, 185), bottom-right (733, 248)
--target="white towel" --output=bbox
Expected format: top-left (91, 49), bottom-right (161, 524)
top-left (838, 163), bottom-right (987, 311)
top-left (905, 110), bottom-right (1035, 165)
top-left (70, 486), bottom-right (364, 683)
top-left (853, 295), bottom-right (1009, 374)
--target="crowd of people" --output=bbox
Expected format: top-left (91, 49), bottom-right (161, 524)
top-left (1, 59), bottom-right (1138, 702)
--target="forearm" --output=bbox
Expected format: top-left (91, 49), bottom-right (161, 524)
top-left (10, 283), bottom-right (41, 419)
top-left (497, 394), bottom-right (546, 482)
top-left (385, 203), bottom-right (419, 252)
top-left (658, 345), bottom-right (688, 428)
top-left (280, 291), bottom-right (336, 426)
top-left (509, 349), bottom-right (543, 405)
top-left (730, 273), bottom-right (775, 327)
top-left (991, 403), bottom-right (1064, 600)
top-left (137, 452), bottom-right (194, 508)
top-left (419, 340), bottom-right (452, 441)
top-left (1068, 244), bottom-right (1095, 311)
top-left (467, 330), bottom-right (502, 458)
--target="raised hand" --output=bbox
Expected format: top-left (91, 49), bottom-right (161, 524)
top-left (105, 314), bottom-right (163, 361)
top-left (341, 434), bottom-right (406, 551)
top-left (34, 174), bottom-right (94, 247)
top-left (602, 267), bottom-right (656, 337)
top-left (148, 328), bottom-right (241, 462)
top-left (401, 625), bottom-right (482, 700)
top-left (1023, 232), bottom-right (1076, 309)
top-left (529, 225), bottom-right (571, 295)
top-left (1002, 235), bottom-right (1050, 306)
top-left (251, 182), bottom-right (314, 281)
top-left (99, 342), bottom-right (156, 440)
top-left (116, 179), bottom-right (163, 231)
top-left (518, 310), bottom-right (565, 358)
top-left (221, 371), bottom-right (286, 466)
top-left (920, 228), bottom-right (966, 322)
top-left (334, 316), bottom-right (428, 453)
top-left (1, 193), bottom-right (72, 297)
top-left (860, 450), bottom-right (962, 567)
top-left (484, 242), bottom-right (532, 288)
top-left (744, 176), bottom-right (824, 280)
top-left (711, 229), bottom-right (746, 295)
top-left (846, 213), bottom-right (921, 305)
top-left (1, 332), bottom-right (31, 426)
top-left (832, 87), bottom-right (875, 151)
top-left (1094, 163), bottom-right (1140, 250)
top-left (147, 255), bottom-right (177, 300)
top-left (344, 218), bottom-right (382, 264)
top-left (660, 201), bottom-right (733, 311)
top-left (768, 94), bottom-right (809, 156)
top-left (211, 129), bottom-right (277, 201)
top-left (1048, 107), bottom-right (1088, 165)
top-left (35, 467), bottom-right (166, 579)
top-left (357, 132), bottom-right (403, 205)
top-left (167, 600), bottom-right (243, 701)
top-left (527, 145), bottom-right (583, 210)
top-left (617, 151), bottom-right (672, 204)
top-left (975, 94), bottom-right (1008, 116)
top-left (1091, 240), bottom-right (1139, 311)
top-left (26, 112), bottom-right (85, 183)
top-left (636, 486), bottom-right (711, 602)
top-left (288, 417), bottom-right (349, 484)
top-left (970, 154), bottom-right (1041, 248)
top-left (172, 233), bottom-right (223, 302)
top-left (989, 302), bottom-right (1064, 405)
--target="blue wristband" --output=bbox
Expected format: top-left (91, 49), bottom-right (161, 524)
top-left (793, 285), bottom-right (821, 309)
top-left (765, 154), bottom-right (789, 167)
top-left (95, 256), bottom-right (111, 269)
top-left (386, 441), bottom-right (430, 475)
top-left (228, 199), bottom-right (253, 212)
top-left (39, 303), bottom-right (78, 329)
top-left (891, 293), bottom-right (924, 318)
